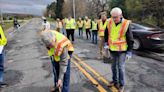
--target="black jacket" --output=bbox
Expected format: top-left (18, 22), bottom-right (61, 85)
top-left (104, 22), bottom-right (134, 52)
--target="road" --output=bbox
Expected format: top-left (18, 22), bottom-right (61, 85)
top-left (1, 18), bottom-right (164, 92)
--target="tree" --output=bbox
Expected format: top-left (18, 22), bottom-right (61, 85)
top-left (109, 0), bottom-right (127, 17)
top-left (142, 0), bottom-right (164, 26)
top-left (56, 0), bottom-right (64, 19)
top-left (125, 0), bottom-right (143, 21)
top-left (46, 2), bottom-right (56, 18)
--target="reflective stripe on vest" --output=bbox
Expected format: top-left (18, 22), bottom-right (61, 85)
top-left (108, 18), bottom-right (130, 51)
top-left (98, 20), bottom-right (107, 37)
top-left (48, 31), bottom-right (74, 62)
top-left (84, 20), bottom-right (90, 29)
top-left (91, 21), bottom-right (98, 31)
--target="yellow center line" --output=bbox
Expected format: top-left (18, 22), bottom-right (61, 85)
top-left (73, 55), bottom-right (118, 92)
top-left (72, 60), bottom-right (107, 92)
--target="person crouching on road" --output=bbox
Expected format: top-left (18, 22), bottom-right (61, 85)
top-left (104, 7), bottom-right (134, 92)
top-left (40, 30), bottom-right (74, 92)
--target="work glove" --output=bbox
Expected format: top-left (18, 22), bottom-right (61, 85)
top-left (104, 42), bottom-right (108, 49)
top-left (126, 51), bottom-right (132, 61)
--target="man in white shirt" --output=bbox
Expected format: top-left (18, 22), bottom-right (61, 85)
top-left (42, 17), bottom-right (50, 31)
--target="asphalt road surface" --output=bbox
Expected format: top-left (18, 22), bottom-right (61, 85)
top-left (1, 18), bottom-right (164, 92)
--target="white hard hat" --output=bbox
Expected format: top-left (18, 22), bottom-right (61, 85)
top-left (42, 16), bottom-right (46, 20)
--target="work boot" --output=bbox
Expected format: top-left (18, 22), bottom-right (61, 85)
top-left (108, 81), bottom-right (119, 89)
top-left (50, 86), bottom-right (61, 92)
top-left (118, 86), bottom-right (124, 92)
top-left (0, 82), bottom-right (8, 88)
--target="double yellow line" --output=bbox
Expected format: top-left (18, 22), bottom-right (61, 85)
top-left (72, 55), bottom-right (118, 92)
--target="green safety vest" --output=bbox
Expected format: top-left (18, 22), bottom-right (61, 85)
top-left (108, 18), bottom-right (130, 51)
top-left (84, 20), bottom-right (91, 29)
top-left (98, 19), bottom-right (108, 37)
top-left (0, 26), bottom-right (7, 46)
top-left (48, 31), bottom-right (74, 62)
top-left (65, 18), bottom-right (76, 29)
top-left (77, 20), bottom-right (83, 28)
top-left (91, 21), bottom-right (98, 31)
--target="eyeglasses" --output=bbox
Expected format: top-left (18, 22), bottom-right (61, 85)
top-left (112, 16), bottom-right (119, 19)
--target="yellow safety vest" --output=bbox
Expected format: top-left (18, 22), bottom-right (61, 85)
top-left (65, 18), bottom-right (76, 29)
top-left (84, 20), bottom-right (91, 29)
top-left (91, 21), bottom-right (98, 31)
top-left (48, 31), bottom-right (74, 62)
top-left (77, 20), bottom-right (83, 28)
top-left (108, 18), bottom-right (130, 51)
top-left (0, 26), bottom-right (7, 46)
top-left (98, 19), bottom-right (108, 37)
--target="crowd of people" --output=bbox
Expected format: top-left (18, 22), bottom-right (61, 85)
top-left (41, 7), bottom-right (134, 92)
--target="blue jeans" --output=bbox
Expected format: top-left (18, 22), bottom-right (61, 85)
top-left (62, 28), bottom-right (65, 35)
top-left (92, 31), bottom-right (98, 44)
top-left (78, 28), bottom-right (83, 37)
top-left (110, 52), bottom-right (126, 87)
top-left (50, 57), bottom-right (71, 92)
top-left (0, 51), bottom-right (5, 82)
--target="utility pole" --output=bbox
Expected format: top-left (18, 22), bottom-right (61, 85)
top-left (0, 9), bottom-right (3, 24)
top-left (73, 0), bottom-right (76, 19)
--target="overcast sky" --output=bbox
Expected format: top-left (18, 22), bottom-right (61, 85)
top-left (0, 0), bottom-right (54, 16)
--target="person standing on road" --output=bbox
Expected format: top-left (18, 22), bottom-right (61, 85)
top-left (91, 18), bottom-right (98, 44)
top-left (98, 12), bottom-right (108, 59)
top-left (56, 18), bottom-right (63, 33)
top-left (0, 25), bottom-right (8, 87)
top-left (61, 18), bottom-right (66, 34)
top-left (104, 7), bottom-right (134, 92)
top-left (65, 16), bottom-right (76, 43)
top-left (13, 17), bottom-right (20, 31)
top-left (84, 16), bottom-right (91, 40)
top-left (42, 17), bottom-right (50, 31)
top-left (40, 30), bottom-right (74, 92)
top-left (77, 17), bottom-right (84, 37)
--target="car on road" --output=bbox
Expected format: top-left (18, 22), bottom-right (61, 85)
top-left (130, 23), bottom-right (164, 50)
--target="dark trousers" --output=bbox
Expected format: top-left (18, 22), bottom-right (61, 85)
top-left (50, 57), bottom-right (71, 92)
top-left (66, 29), bottom-right (75, 42)
top-left (78, 28), bottom-right (83, 37)
top-left (86, 29), bottom-right (91, 39)
top-left (92, 30), bottom-right (98, 44)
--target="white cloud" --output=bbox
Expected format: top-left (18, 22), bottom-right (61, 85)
top-left (0, 0), bottom-right (54, 16)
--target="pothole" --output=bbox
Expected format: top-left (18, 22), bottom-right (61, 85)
top-left (4, 70), bottom-right (23, 86)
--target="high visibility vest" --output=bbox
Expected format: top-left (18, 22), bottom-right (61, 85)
top-left (84, 20), bottom-right (91, 29)
top-left (108, 18), bottom-right (130, 51)
top-left (98, 19), bottom-right (108, 37)
top-left (65, 18), bottom-right (76, 29)
top-left (48, 31), bottom-right (74, 62)
top-left (77, 20), bottom-right (83, 28)
top-left (91, 21), bottom-right (98, 31)
top-left (0, 26), bottom-right (7, 46)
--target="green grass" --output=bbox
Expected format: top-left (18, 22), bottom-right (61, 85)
top-left (46, 17), bottom-right (54, 22)
top-left (1, 22), bottom-right (13, 31)
top-left (1, 20), bottom-right (25, 31)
